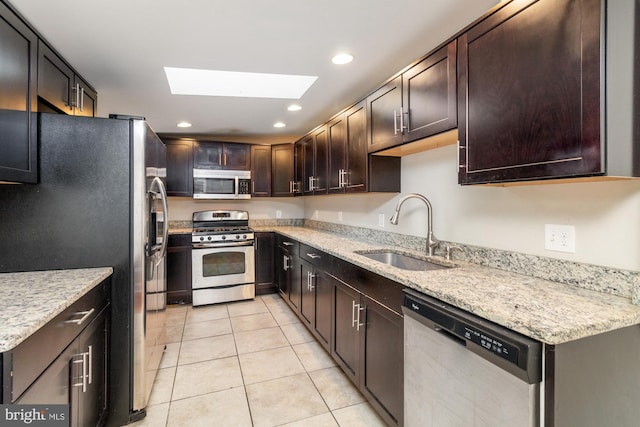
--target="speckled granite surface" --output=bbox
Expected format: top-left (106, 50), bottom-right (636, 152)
top-left (303, 220), bottom-right (640, 301)
top-left (252, 225), bottom-right (640, 345)
top-left (0, 268), bottom-right (113, 352)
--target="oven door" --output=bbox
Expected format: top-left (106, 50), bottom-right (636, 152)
top-left (192, 243), bottom-right (255, 289)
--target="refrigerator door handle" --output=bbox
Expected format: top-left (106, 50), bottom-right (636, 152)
top-left (149, 176), bottom-right (169, 267)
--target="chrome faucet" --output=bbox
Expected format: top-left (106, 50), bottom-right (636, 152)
top-left (389, 193), bottom-right (439, 256)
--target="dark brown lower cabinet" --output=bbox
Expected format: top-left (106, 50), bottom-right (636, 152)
top-left (8, 281), bottom-right (110, 427)
top-left (254, 232), bottom-right (275, 295)
top-left (274, 234), bottom-right (404, 426)
top-left (332, 281), bottom-right (403, 426)
top-left (167, 234), bottom-right (192, 304)
top-left (300, 260), bottom-right (332, 350)
top-left (361, 296), bottom-right (403, 427)
top-left (332, 280), bottom-right (361, 384)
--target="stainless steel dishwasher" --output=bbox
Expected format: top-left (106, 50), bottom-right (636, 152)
top-left (402, 289), bottom-right (542, 427)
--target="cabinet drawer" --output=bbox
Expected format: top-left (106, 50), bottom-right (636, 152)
top-left (9, 279), bottom-right (109, 401)
top-left (299, 243), bottom-right (332, 270)
top-left (277, 234), bottom-right (299, 256)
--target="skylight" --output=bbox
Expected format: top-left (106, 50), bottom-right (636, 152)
top-left (164, 67), bottom-right (318, 99)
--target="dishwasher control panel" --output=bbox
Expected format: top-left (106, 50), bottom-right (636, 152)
top-left (459, 324), bottom-right (519, 364)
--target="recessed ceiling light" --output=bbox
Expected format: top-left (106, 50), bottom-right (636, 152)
top-left (331, 53), bottom-right (353, 65)
top-left (273, 122), bottom-right (286, 128)
top-left (164, 67), bottom-right (318, 99)
top-left (287, 104), bottom-right (302, 111)
top-left (177, 121), bottom-right (192, 128)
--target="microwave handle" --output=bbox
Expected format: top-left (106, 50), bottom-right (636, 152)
top-left (235, 175), bottom-right (239, 197)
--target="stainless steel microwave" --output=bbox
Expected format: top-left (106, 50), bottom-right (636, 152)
top-left (193, 169), bottom-right (252, 199)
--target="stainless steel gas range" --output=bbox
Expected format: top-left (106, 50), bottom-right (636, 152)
top-left (191, 210), bottom-right (255, 306)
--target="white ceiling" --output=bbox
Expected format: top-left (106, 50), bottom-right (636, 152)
top-left (10, 0), bottom-right (499, 141)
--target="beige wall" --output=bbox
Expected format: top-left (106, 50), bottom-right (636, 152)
top-left (304, 145), bottom-right (640, 271)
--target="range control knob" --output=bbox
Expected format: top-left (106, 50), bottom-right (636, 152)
top-left (199, 236), bottom-right (204, 241)
top-left (243, 234), bottom-right (247, 239)
top-left (236, 235), bottom-right (240, 239)
top-left (221, 236), bottom-right (226, 240)
top-left (207, 236), bottom-right (212, 241)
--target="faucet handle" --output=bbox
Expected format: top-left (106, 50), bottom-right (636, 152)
top-left (444, 244), bottom-right (463, 261)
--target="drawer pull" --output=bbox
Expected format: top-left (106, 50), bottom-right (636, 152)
top-left (65, 308), bottom-right (95, 326)
top-left (306, 253), bottom-right (321, 259)
top-left (282, 241), bottom-right (294, 246)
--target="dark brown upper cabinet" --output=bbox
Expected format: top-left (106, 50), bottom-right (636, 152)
top-left (457, 0), bottom-right (603, 184)
top-left (367, 40), bottom-right (457, 154)
top-left (367, 76), bottom-right (403, 153)
top-left (0, 1), bottom-right (38, 184)
top-left (402, 41), bottom-right (457, 142)
top-left (302, 125), bottom-right (328, 196)
top-left (38, 41), bottom-right (97, 117)
top-left (193, 141), bottom-right (251, 170)
top-left (293, 140), bottom-right (304, 196)
top-left (251, 144), bottom-right (271, 197)
top-left (163, 138), bottom-right (194, 197)
top-left (329, 101), bottom-right (368, 194)
top-left (271, 143), bottom-right (295, 197)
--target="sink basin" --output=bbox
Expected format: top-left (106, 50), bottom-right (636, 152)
top-left (355, 250), bottom-right (452, 271)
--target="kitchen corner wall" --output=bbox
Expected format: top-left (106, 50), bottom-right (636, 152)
top-left (304, 145), bottom-right (640, 272)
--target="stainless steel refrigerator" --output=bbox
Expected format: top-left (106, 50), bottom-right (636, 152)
top-left (0, 113), bottom-right (168, 426)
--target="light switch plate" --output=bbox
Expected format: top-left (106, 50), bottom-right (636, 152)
top-left (378, 213), bottom-right (385, 227)
top-left (338, 211), bottom-right (343, 222)
top-left (545, 224), bottom-right (576, 253)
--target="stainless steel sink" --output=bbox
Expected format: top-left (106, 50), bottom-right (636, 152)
top-left (355, 250), bottom-right (452, 271)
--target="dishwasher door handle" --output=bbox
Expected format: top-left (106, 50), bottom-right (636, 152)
top-left (434, 325), bottom-right (466, 347)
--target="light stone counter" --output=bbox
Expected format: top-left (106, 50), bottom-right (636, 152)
top-left (0, 267), bottom-right (113, 352)
top-left (255, 226), bottom-right (640, 345)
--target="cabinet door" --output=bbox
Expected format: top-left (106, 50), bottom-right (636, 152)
top-left (313, 126), bottom-right (328, 194)
top-left (37, 41), bottom-right (74, 114)
top-left (332, 280), bottom-right (361, 384)
top-left (294, 140), bottom-right (304, 195)
top-left (254, 232), bottom-right (274, 294)
top-left (165, 139), bottom-right (194, 197)
top-left (167, 245), bottom-right (193, 304)
top-left (288, 255), bottom-right (302, 310)
top-left (361, 297), bottom-right (403, 426)
top-left (403, 40), bottom-right (457, 142)
top-left (275, 246), bottom-right (286, 296)
top-left (313, 269), bottom-right (333, 349)
top-left (300, 260), bottom-right (315, 326)
top-left (251, 145), bottom-right (271, 196)
top-left (302, 134), bottom-right (314, 195)
top-left (75, 308), bottom-right (109, 427)
top-left (224, 143), bottom-right (251, 170)
top-left (458, 0), bottom-right (602, 184)
top-left (0, 3), bottom-right (37, 183)
top-left (73, 75), bottom-right (97, 117)
top-left (328, 113), bottom-right (346, 193)
top-left (193, 141), bottom-right (224, 169)
top-left (367, 76), bottom-right (402, 153)
top-left (14, 344), bottom-right (74, 405)
top-left (271, 144), bottom-right (294, 196)
top-left (344, 101), bottom-right (367, 193)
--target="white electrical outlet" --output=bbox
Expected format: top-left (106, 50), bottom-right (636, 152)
top-left (338, 211), bottom-right (343, 222)
top-left (313, 210), bottom-right (319, 219)
top-left (378, 213), bottom-right (385, 227)
top-left (276, 210), bottom-right (282, 218)
top-left (545, 224), bottom-right (576, 253)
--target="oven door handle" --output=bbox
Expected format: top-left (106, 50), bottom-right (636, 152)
top-left (193, 241), bottom-right (254, 249)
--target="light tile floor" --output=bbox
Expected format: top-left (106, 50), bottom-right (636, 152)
top-left (129, 294), bottom-right (387, 427)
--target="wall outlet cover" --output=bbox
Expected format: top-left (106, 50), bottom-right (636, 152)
top-left (545, 224), bottom-right (576, 253)
top-left (378, 213), bottom-right (385, 227)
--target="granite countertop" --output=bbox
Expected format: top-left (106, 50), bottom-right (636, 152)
top-left (0, 267), bottom-right (113, 353)
top-left (169, 227), bottom-right (193, 235)
top-left (253, 226), bottom-right (640, 345)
